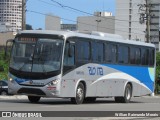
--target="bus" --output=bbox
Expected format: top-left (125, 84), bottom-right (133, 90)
top-left (7, 30), bottom-right (156, 104)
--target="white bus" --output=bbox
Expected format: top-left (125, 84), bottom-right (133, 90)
top-left (7, 30), bottom-right (155, 104)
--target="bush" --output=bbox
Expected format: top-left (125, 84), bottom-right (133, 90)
top-left (0, 50), bottom-right (9, 80)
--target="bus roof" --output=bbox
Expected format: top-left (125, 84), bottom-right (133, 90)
top-left (17, 30), bottom-right (155, 48)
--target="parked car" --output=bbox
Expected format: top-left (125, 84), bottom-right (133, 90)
top-left (0, 80), bottom-right (8, 95)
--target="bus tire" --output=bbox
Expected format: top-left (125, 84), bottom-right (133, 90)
top-left (84, 97), bottom-right (96, 103)
top-left (71, 82), bottom-right (85, 104)
top-left (115, 84), bottom-right (132, 103)
top-left (28, 96), bottom-right (41, 103)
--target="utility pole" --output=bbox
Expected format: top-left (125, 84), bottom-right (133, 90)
top-left (146, 0), bottom-right (150, 43)
top-left (138, 0), bottom-right (152, 43)
top-left (96, 20), bottom-right (101, 31)
top-left (22, 0), bottom-right (26, 30)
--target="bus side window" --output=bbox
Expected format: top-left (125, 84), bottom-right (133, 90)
top-left (135, 48), bottom-right (141, 65)
top-left (149, 49), bottom-right (155, 66)
top-left (118, 45), bottom-right (129, 64)
top-left (105, 43), bottom-right (117, 63)
top-left (141, 48), bottom-right (149, 65)
top-left (91, 42), bottom-right (104, 63)
top-left (111, 44), bottom-right (117, 63)
top-left (77, 40), bottom-right (90, 62)
top-left (130, 47), bottom-right (141, 65)
top-left (64, 43), bottom-right (75, 66)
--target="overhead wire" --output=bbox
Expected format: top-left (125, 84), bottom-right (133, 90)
top-left (37, 0), bottom-right (146, 34)
top-left (50, 0), bottom-right (140, 23)
top-left (27, 10), bottom-right (146, 36)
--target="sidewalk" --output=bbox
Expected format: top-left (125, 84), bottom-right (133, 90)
top-left (0, 95), bottom-right (27, 99)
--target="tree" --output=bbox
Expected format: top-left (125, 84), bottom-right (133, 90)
top-left (155, 52), bottom-right (160, 94)
top-left (26, 24), bottom-right (33, 30)
top-left (0, 50), bottom-right (9, 80)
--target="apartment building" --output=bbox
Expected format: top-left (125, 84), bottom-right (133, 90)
top-left (115, 0), bottom-right (146, 41)
top-left (0, 0), bottom-right (22, 32)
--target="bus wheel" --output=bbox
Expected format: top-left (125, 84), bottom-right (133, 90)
top-left (71, 82), bottom-right (85, 104)
top-left (115, 84), bottom-right (132, 103)
top-left (28, 96), bottom-right (41, 103)
top-left (84, 97), bottom-right (96, 103)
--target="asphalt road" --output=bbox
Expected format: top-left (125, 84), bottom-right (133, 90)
top-left (0, 95), bottom-right (160, 120)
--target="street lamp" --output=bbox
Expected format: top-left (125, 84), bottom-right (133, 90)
top-left (95, 19), bottom-right (101, 31)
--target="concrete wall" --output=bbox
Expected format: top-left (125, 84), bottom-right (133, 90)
top-left (45, 15), bottom-right (61, 30)
top-left (77, 16), bottom-right (115, 34)
top-left (0, 32), bottom-right (15, 46)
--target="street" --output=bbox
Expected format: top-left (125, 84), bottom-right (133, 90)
top-left (0, 95), bottom-right (160, 120)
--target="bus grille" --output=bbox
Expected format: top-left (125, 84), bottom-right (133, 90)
top-left (17, 88), bottom-right (46, 96)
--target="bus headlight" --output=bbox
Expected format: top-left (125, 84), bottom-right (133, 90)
top-left (48, 79), bottom-right (59, 86)
top-left (9, 78), bottom-right (13, 81)
top-left (9, 78), bottom-right (16, 84)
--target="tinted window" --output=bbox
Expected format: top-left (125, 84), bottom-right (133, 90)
top-left (130, 47), bottom-right (141, 65)
top-left (118, 46), bottom-right (129, 64)
top-left (141, 48), bottom-right (149, 65)
top-left (0, 81), bottom-right (7, 86)
top-left (77, 40), bottom-right (90, 61)
top-left (134, 48), bottom-right (141, 64)
top-left (92, 42), bottom-right (104, 62)
top-left (149, 49), bottom-right (155, 66)
top-left (2, 81), bottom-right (7, 86)
top-left (106, 44), bottom-right (117, 63)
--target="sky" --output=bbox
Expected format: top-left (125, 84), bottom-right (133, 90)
top-left (26, 0), bottom-right (115, 29)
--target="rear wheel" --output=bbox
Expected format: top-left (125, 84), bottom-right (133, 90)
top-left (115, 84), bottom-right (132, 103)
top-left (28, 96), bottom-right (41, 103)
top-left (71, 82), bottom-right (85, 104)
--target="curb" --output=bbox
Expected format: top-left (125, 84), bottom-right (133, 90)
top-left (0, 95), bottom-right (160, 100)
top-left (0, 95), bottom-right (27, 99)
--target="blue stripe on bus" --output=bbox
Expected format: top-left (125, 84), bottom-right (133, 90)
top-left (102, 64), bottom-right (154, 92)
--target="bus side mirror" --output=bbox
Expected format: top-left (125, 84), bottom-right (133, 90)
top-left (5, 39), bottom-right (14, 58)
top-left (0, 65), bottom-right (4, 72)
top-left (68, 41), bottom-right (75, 58)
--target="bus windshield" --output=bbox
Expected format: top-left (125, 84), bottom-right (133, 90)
top-left (10, 37), bottom-right (63, 73)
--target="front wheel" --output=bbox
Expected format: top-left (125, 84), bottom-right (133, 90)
top-left (71, 82), bottom-right (85, 104)
top-left (115, 84), bottom-right (132, 103)
top-left (28, 96), bottom-right (41, 103)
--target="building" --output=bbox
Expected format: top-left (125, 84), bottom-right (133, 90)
top-left (0, 23), bottom-right (12, 32)
top-left (45, 14), bottom-right (77, 31)
top-left (148, 0), bottom-right (160, 51)
top-left (61, 24), bottom-right (77, 31)
top-left (0, 0), bottom-right (23, 32)
top-left (45, 14), bottom-right (61, 30)
top-left (115, 0), bottom-right (146, 41)
top-left (0, 32), bottom-right (15, 46)
top-left (77, 12), bottom-right (115, 34)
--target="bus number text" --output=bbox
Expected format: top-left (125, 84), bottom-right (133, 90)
top-left (88, 67), bottom-right (103, 75)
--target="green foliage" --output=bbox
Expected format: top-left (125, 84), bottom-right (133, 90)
top-left (155, 52), bottom-right (160, 94)
top-left (156, 52), bottom-right (160, 77)
top-left (26, 24), bottom-right (33, 30)
top-left (0, 50), bottom-right (9, 80)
